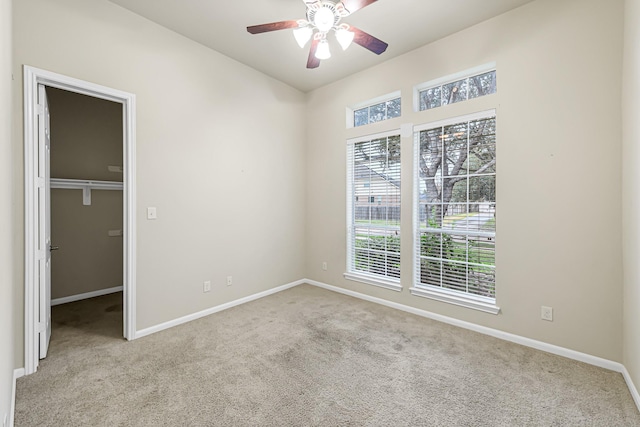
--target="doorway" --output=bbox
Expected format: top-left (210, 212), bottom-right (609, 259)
top-left (23, 66), bottom-right (137, 375)
top-left (47, 86), bottom-right (124, 346)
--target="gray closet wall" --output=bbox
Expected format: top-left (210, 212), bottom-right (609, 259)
top-left (48, 87), bottom-right (123, 300)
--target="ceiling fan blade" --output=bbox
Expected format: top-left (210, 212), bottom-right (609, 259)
top-left (350, 26), bottom-right (388, 55)
top-left (307, 39), bottom-right (321, 69)
top-left (340, 0), bottom-right (378, 14)
top-left (247, 20), bottom-right (299, 34)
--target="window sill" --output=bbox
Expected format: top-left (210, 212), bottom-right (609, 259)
top-left (344, 272), bottom-right (402, 292)
top-left (410, 286), bottom-right (500, 315)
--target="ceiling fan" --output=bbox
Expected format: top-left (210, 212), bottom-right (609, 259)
top-left (247, 0), bottom-right (388, 69)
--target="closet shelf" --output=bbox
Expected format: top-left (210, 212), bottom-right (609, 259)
top-left (50, 178), bottom-right (123, 206)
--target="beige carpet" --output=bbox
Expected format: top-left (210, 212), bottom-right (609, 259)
top-left (15, 284), bottom-right (640, 426)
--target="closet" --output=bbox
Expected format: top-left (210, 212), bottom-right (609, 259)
top-left (46, 87), bottom-right (124, 309)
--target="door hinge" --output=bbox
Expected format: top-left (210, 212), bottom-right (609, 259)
top-left (36, 104), bottom-right (44, 115)
top-left (37, 322), bottom-right (46, 333)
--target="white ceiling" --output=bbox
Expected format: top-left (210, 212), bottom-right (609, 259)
top-left (108, 0), bottom-right (535, 93)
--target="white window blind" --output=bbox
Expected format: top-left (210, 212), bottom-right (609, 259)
top-left (347, 132), bottom-right (401, 287)
top-left (413, 110), bottom-right (496, 304)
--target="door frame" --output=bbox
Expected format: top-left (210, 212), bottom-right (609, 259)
top-left (23, 65), bottom-right (137, 375)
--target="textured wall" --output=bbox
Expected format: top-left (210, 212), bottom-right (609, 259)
top-left (13, 0), bottom-right (307, 365)
top-left (306, 0), bottom-right (624, 361)
top-left (48, 87), bottom-right (124, 300)
top-left (622, 0), bottom-right (640, 401)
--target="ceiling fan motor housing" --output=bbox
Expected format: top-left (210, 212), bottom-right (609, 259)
top-left (306, 1), bottom-right (348, 33)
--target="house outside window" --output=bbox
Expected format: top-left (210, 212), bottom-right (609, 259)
top-left (346, 131), bottom-right (401, 291)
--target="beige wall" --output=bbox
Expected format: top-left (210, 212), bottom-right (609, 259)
top-left (48, 87), bottom-right (124, 299)
top-left (13, 0), bottom-right (307, 364)
top-left (623, 0), bottom-right (640, 396)
top-left (0, 0), bottom-right (13, 422)
top-left (306, 0), bottom-right (624, 361)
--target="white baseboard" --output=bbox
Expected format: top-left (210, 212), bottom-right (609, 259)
top-left (622, 366), bottom-right (640, 412)
top-left (10, 368), bottom-right (25, 427)
top-left (51, 286), bottom-right (123, 306)
top-left (134, 279), bottom-right (305, 339)
top-left (304, 279), bottom-right (623, 373)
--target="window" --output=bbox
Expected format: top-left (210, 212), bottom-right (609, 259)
top-left (346, 131), bottom-right (401, 290)
top-left (412, 110), bottom-right (498, 313)
top-left (416, 66), bottom-right (496, 112)
top-left (353, 97), bottom-right (401, 127)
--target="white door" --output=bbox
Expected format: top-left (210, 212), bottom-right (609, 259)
top-left (38, 84), bottom-right (52, 359)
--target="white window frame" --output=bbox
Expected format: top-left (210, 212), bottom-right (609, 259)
top-left (346, 129), bottom-right (402, 292)
top-left (347, 90), bottom-right (401, 129)
top-left (411, 109), bottom-right (499, 314)
top-left (413, 62), bottom-right (496, 113)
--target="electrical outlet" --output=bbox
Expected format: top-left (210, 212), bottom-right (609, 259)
top-left (541, 306), bottom-right (553, 321)
top-left (226, 276), bottom-right (233, 286)
top-left (203, 280), bottom-right (211, 293)
top-left (322, 261), bottom-right (328, 271)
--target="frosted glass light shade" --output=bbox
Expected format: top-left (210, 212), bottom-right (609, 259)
top-left (315, 40), bottom-right (331, 59)
top-left (314, 7), bottom-right (335, 33)
top-left (293, 27), bottom-right (313, 48)
top-left (336, 28), bottom-right (354, 50)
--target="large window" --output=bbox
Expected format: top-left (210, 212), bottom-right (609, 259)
top-left (346, 132), bottom-right (401, 290)
top-left (412, 110), bottom-right (497, 313)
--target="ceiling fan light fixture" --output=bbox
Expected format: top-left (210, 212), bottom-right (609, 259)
top-left (314, 6), bottom-right (335, 33)
top-left (315, 39), bottom-right (331, 60)
top-left (293, 26), bottom-right (313, 48)
top-left (247, 0), bottom-right (388, 69)
top-left (335, 28), bottom-right (354, 50)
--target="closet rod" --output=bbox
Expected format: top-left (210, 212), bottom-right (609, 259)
top-left (50, 178), bottom-right (123, 206)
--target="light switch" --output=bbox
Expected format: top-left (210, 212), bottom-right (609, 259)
top-left (147, 207), bottom-right (157, 220)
